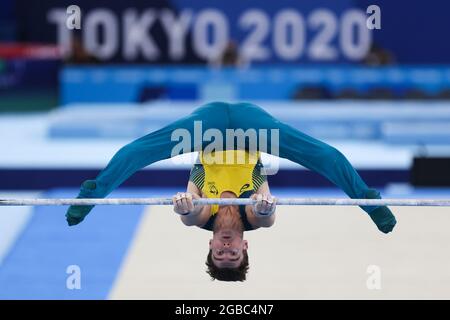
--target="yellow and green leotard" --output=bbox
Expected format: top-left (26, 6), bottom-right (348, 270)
top-left (190, 150), bottom-right (266, 231)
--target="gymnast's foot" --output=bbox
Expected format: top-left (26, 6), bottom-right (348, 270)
top-left (65, 180), bottom-right (97, 226)
top-left (365, 189), bottom-right (397, 234)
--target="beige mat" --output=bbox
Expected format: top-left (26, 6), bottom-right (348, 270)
top-left (109, 205), bottom-right (450, 299)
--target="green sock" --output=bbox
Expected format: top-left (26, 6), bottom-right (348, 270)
top-left (65, 180), bottom-right (97, 226)
top-left (365, 189), bottom-right (397, 234)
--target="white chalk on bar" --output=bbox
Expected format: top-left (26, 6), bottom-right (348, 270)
top-left (1, 198), bottom-right (450, 206)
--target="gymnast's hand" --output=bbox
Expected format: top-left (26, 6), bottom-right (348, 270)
top-left (172, 192), bottom-right (202, 216)
top-left (65, 180), bottom-right (98, 226)
top-left (251, 193), bottom-right (277, 217)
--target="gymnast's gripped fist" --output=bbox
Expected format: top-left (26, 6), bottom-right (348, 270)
top-left (251, 193), bottom-right (277, 217)
top-left (172, 192), bottom-right (202, 216)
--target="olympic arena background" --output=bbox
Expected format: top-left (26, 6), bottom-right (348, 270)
top-left (1, 0), bottom-right (450, 300)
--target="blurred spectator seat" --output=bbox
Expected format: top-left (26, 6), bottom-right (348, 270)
top-left (403, 89), bottom-right (431, 100)
top-left (363, 44), bottom-right (396, 66)
top-left (435, 88), bottom-right (450, 100)
top-left (137, 87), bottom-right (167, 102)
top-left (365, 87), bottom-right (396, 100)
top-left (137, 85), bottom-right (198, 102)
top-left (336, 88), bottom-right (362, 100)
top-left (292, 86), bottom-right (332, 100)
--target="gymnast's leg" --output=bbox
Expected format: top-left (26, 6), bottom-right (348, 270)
top-left (66, 102), bottom-right (230, 225)
top-left (228, 102), bottom-right (397, 233)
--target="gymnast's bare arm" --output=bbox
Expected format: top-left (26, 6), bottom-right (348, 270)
top-left (245, 181), bottom-right (276, 228)
top-left (172, 181), bottom-right (211, 227)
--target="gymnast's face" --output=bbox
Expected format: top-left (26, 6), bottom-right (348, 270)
top-left (209, 230), bottom-right (248, 268)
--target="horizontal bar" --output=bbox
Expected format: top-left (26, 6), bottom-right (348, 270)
top-left (1, 198), bottom-right (450, 207)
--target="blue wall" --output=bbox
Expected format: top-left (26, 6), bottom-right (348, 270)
top-left (61, 66), bottom-right (450, 103)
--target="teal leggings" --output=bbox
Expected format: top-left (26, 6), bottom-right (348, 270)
top-left (66, 102), bottom-right (396, 233)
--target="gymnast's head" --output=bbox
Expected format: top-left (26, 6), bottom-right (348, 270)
top-left (206, 204), bottom-right (249, 281)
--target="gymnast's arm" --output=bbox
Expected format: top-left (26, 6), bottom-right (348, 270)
top-left (174, 181), bottom-right (211, 227)
top-left (245, 181), bottom-right (276, 228)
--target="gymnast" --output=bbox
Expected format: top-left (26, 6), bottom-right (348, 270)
top-left (65, 101), bottom-right (397, 281)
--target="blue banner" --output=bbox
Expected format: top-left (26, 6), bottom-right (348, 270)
top-left (17, 0), bottom-right (373, 64)
top-left (15, 0), bottom-right (450, 64)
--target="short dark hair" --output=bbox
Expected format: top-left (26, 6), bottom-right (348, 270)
top-left (205, 249), bottom-right (249, 281)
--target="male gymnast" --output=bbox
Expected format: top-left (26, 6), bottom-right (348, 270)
top-left (66, 101), bottom-right (397, 281)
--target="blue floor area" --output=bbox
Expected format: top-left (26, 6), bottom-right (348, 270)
top-left (0, 186), bottom-right (448, 299)
top-left (0, 188), bottom-right (157, 299)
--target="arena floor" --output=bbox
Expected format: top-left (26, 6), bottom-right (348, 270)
top-left (0, 187), bottom-right (449, 299)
